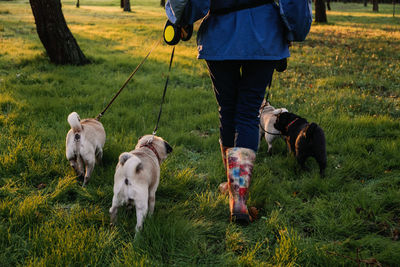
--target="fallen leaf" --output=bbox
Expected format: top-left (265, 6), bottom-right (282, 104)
top-left (37, 183), bottom-right (46, 189)
top-left (218, 182), bottom-right (228, 195)
top-left (249, 207), bottom-right (259, 221)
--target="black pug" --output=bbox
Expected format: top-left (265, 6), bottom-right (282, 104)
top-left (274, 112), bottom-right (327, 177)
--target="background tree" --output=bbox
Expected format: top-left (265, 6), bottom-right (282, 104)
top-left (160, 0), bottom-right (165, 7)
top-left (373, 0), bottom-right (379, 12)
top-left (123, 0), bottom-right (131, 11)
top-left (364, 0), bottom-right (368, 7)
top-left (315, 0), bottom-right (328, 23)
top-left (326, 0), bottom-right (331, 11)
top-left (29, 0), bottom-right (89, 65)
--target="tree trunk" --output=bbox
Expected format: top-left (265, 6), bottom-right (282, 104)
top-left (123, 0), bottom-right (131, 11)
top-left (315, 0), bottom-right (328, 23)
top-left (30, 0), bottom-right (89, 65)
top-left (372, 0), bottom-right (379, 12)
top-left (364, 0), bottom-right (367, 7)
top-left (326, 0), bottom-right (331, 11)
top-left (76, 0), bottom-right (79, 8)
top-left (160, 0), bottom-right (165, 7)
top-left (120, 0), bottom-right (124, 8)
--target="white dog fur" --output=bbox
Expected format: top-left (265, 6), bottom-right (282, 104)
top-left (66, 112), bottom-right (106, 186)
top-left (259, 99), bottom-right (288, 153)
top-left (109, 135), bottom-right (172, 232)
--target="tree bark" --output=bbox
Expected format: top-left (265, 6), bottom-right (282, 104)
top-left (160, 0), bottom-right (165, 7)
top-left (315, 0), bottom-right (328, 23)
top-left (326, 0), bottom-right (331, 11)
top-left (120, 0), bottom-right (124, 8)
top-left (372, 0), bottom-right (379, 12)
top-left (30, 0), bottom-right (89, 65)
top-left (76, 0), bottom-right (79, 8)
top-left (364, 0), bottom-right (368, 7)
top-left (123, 0), bottom-right (131, 11)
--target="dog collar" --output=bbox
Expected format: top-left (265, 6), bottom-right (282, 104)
top-left (140, 143), bottom-right (161, 163)
top-left (285, 118), bottom-right (299, 131)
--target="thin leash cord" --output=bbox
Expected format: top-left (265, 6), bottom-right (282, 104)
top-left (259, 81), bottom-right (281, 136)
top-left (152, 46), bottom-right (175, 138)
top-left (259, 120), bottom-right (281, 136)
top-left (95, 39), bottom-right (162, 121)
top-left (265, 81), bottom-right (272, 104)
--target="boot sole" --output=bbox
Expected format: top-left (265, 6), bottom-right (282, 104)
top-left (231, 213), bottom-right (251, 225)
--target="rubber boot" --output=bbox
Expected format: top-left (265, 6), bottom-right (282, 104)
top-left (220, 139), bottom-right (229, 168)
top-left (218, 140), bottom-right (231, 194)
top-left (226, 147), bottom-right (256, 225)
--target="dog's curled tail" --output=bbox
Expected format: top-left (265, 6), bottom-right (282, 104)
top-left (119, 153), bottom-right (143, 174)
top-left (68, 112), bottom-right (82, 132)
top-left (119, 152), bottom-right (133, 166)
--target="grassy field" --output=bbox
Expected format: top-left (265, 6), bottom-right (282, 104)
top-left (1, 0), bottom-right (400, 265)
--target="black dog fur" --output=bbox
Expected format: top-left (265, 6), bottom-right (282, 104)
top-left (274, 112), bottom-right (327, 177)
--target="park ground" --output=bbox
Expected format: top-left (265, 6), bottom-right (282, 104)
top-left (1, 1), bottom-right (400, 266)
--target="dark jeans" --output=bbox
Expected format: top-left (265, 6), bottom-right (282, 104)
top-left (206, 60), bottom-right (275, 152)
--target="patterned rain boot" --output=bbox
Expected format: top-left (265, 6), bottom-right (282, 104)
top-left (226, 147), bottom-right (256, 224)
top-left (218, 140), bottom-right (231, 194)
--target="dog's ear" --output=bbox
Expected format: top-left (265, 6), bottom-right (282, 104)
top-left (135, 162), bottom-right (143, 173)
top-left (273, 108), bottom-right (287, 115)
top-left (164, 141), bottom-right (173, 154)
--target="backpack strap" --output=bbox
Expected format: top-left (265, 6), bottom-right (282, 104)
top-left (210, 0), bottom-right (274, 15)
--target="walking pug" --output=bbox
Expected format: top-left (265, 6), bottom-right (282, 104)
top-left (274, 112), bottom-right (327, 177)
top-left (259, 99), bottom-right (288, 153)
top-left (66, 112), bottom-right (106, 186)
top-left (109, 135), bottom-right (173, 231)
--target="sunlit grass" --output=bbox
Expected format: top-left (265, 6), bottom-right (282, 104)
top-left (1, 0), bottom-right (399, 266)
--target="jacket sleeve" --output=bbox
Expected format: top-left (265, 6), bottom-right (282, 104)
top-left (166, 0), bottom-right (209, 25)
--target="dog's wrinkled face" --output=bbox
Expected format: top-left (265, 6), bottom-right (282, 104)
top-left (274, 112), bottom-right (297, 133)
top-left (135, 135), bottom-right (173, 161)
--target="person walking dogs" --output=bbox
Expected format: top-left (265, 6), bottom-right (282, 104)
top-left (165, 0), bottom-right (290, 224)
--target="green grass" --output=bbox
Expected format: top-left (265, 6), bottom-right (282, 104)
top-left (1, 0), bottom-right (400, 265)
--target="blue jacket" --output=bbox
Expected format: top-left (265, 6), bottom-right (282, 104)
top-left (166, 0), bottom-right (290, 61)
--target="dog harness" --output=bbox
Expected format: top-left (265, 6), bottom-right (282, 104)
top-left (285, 118), bottom-right (299, 132)
top-left (140, 143), bottom-right (161, 164)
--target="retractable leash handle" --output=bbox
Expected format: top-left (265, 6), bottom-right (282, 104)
top-left (163, 20), bottom-right (193, 45)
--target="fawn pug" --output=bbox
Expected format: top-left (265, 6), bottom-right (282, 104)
top-left (66, 112), bottom-right (106, 186)
top-left (274, 112), bottom-right (327, 177)
top-left (109, 135), bottom-right (173, 231)
top-left (259, 99), bottom-right (288, 153)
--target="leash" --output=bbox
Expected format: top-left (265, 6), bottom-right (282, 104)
top-left (265, 81), bottom-right (272, 105)
top-left (147, 46), bottom-right (175, 143)
top-left (259, 121), bottom-right (281, 136)
top-left (95, 39), bottom-right (161, 121)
